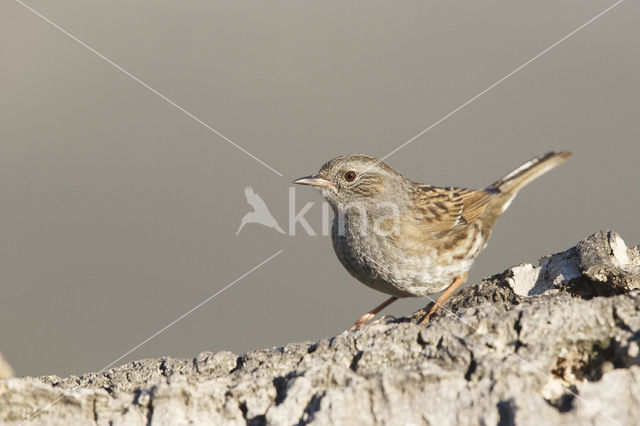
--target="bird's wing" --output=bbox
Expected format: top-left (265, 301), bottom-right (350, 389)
top-left (388, 186), bottom-right (498, 255)
top-left (406, 185), bottom-right (499, 236)
top-left (244, 186), bottom-right (269, 211)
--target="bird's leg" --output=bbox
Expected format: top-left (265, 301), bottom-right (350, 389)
top-left (348, 296), bottom-right (399, 332)
top-left (419, 273), bottom-right (468, 324)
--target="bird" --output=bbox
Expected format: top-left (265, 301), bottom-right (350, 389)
top-left (236, 186), bottom-right (285, 235)
top-left (294, 151), bottom-right (571, 331)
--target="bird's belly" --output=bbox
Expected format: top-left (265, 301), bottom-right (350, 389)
top-left (331, 223), bottom-right (475, 297)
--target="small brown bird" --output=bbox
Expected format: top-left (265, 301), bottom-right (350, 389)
top-left (294, 151), bottom-right (571, 331)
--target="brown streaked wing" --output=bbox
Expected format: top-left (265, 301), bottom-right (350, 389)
top-left (408, 185), bottom-right (498, 235)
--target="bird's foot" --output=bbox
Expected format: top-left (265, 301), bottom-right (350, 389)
top-left (418, 275), bottom-right (467, 325)
top-left (370, 315), bottom-right (396, 326)
top-left (418, 304), bottom-right (442, 324)
top-left (347, 313), bottom-right (376, 332)
top-left (347, 296), bottom-right (399, 332)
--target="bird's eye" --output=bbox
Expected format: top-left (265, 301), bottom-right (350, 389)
top-left (343, 171), bottom-right (357, 182)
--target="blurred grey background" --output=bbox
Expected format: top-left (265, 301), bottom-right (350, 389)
top-left (1, 0), bottom-right (638, 377)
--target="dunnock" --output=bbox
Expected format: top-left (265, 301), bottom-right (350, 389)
top-left (294, 151), bottom-right (571, 331)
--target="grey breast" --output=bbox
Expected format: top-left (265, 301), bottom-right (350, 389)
top-left (330, 214), bottom-right (420, 298)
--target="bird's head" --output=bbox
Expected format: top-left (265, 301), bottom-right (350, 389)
top-left (293, 155), bottom-right (411, 212)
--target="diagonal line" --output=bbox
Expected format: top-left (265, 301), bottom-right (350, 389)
top-left (20, 249), bottom-right (283, 425)
top-left (14, 0), bottom-right (283, 177)
top-left (100, 249), bottom-right (283, 372)
top-left (415, 292), bottom-right (621, 426)
top-left (378, 0), bottom-right (625, 164)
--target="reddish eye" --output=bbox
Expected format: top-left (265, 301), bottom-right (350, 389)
top-left (343, 171), bottom-right (357, 182)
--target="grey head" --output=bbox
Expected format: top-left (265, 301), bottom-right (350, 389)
top-left (293, 155), bottom-right (413, 213)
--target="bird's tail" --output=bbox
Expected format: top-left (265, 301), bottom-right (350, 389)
top-left (488, 151), bottom-right (572, 195)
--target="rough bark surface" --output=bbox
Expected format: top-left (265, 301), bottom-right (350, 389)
top-left (2, 230), bottom-right (640, 426)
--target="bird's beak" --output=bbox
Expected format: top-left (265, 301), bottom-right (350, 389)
top-left (293, 175), bottom-right (334, 188)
